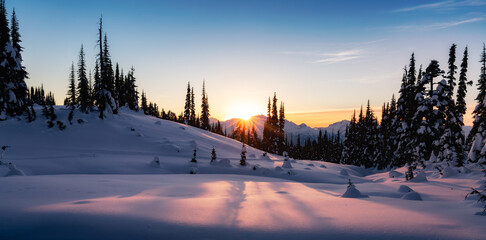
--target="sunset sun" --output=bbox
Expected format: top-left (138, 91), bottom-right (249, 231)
top-left (227, 103), bottom-right (259, 121)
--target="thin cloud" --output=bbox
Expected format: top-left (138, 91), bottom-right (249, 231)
top-left (395, 17), bottom-right (484, 31)
top-left (394, 0), bottom-right (486, 12)
top-left (314, 49), bottom-right (366, 64)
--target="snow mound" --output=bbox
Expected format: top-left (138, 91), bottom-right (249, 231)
top-left (307, 163), bottom-right (315, 167)
top-left (389, 170), bottom-right (403, 178)
top-left (319, 164), bottom-right (326, 168)
top-left (442, 167), bottom-right (458, 178)
top-left (5, 163), bottom-right (25, 177)
top-left (282, 160), bottom-right (293, 169)
top-left (398, 185), bottom-right (413, 193)
top-left (401, 191), bottom-right (422, 201)
top-left (252, 165), bottom-right (270, 175)
top-left (150, 156), bottom-right (161, 168)
top-left (409, 171), bottom-right (428, 182)
top-left (340, 169), bottom-right (349, 176)
top-left (189, 167), bottom-right (198, 174)
top-left (259, 153), bottom-right (271, 160)
top-left (341, 185), bottom-right (368, 198)
top-left (216, 159), bottom-right (231, 168)
top-left (459, 166), bottom-right (471, 174)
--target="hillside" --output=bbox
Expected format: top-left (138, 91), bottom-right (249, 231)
top-left (0, 108), bottom-right (485, 240)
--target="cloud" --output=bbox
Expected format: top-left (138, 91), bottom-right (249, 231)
top-left (394, 0), bottom-right (486, 12)
top-left (395, 0), bottom-right (453, 12)
top-left (395, 17), bottom-right (484, 31)
top-left (314, 49), bottom-right (366, 64)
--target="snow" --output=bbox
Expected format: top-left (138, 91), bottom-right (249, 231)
top-left (409, 170), bottom-right (428, 182)
top-left (0, 107), bottom-right (485, 240)
top-left (341, 184), bottom-right (368, 198)
top-left (401, 191), bottom-right (423, 201)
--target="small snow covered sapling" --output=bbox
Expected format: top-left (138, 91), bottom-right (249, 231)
top-left (0, 145), bottom-right (9, 165)
top-left (150, 156), bottom-right (161, 168)
top-left (405, 165), bottom-right (415, 181)
top-left (211, 147), bottom-right (217, 163)
top-left (240, 144), bottom-right (247, 166)
top-left (467, 169), bottom-right (486, 214)
top-left (282, 151), bottom-right (292, 169)
top-left (347, 179), bottom-right (354, 189)
top-left (191, 149), bottom-right (197, 163)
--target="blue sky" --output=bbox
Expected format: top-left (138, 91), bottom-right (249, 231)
top-left (7, 0), bottom-right (486, 126)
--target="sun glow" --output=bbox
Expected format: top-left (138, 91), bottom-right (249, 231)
top-left (226, 103), bottom-right (260, 121)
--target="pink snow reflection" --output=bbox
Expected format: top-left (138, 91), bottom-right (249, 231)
top-left (29, 180), bottom-right (461, 236)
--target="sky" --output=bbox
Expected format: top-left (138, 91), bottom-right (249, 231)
top-left (7, 0), bottom-right (486, 127)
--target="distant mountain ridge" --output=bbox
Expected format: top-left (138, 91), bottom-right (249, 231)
top-left (211, 115), bottom-right (349, 142)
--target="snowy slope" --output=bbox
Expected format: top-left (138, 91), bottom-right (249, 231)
top-left (0, 107), bottom-right (485, 240)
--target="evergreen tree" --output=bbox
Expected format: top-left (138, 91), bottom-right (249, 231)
top-left (124, 67), bottom-right (138, 110)
top-left (410, 60), bottom-right (443, 167)
top-left (66, 63), bottom-right (76, 124)
top-left (184, 82), bottom-right (191, 125)
top-left (200, 81), bottom-right (210, 130)
top-left (211, 147), bottom-right (216, 163)
top-left (393, 56), bottom-right (418, 167)
top-left (278, 102), bottom-right (286, 154)
top-left (9, 8), bottom-right (27, 116)
top-left (240, 143), bottom-right (247, 166)
top-left (190, 87), bottom-right (196, 126)
top-left (114, 63), bottom-right (122, 108)
top-left (457, 47), bottom-right (472, 122)
top-left (0, 2), bottom-right (28, 117)
top-left (141, 91), bottom-right (148, 114)
top-left (468, 44), bottom-right (486, 164)
top-left (94, 17), bottom-right (116, 119)
top-left (77, 45), bottom-right (90, 113)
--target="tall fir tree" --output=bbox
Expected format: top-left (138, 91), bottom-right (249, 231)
top-left (184, 82), bottom-right (191, 125)
top-left (10, 8), bottom-right (27, 116)
top-left (77, 45), bottom-right (90, 113)
top-left (468, 44), bottom-right (486, 164)
top-left (141, 91), bottom-right (148, 114)
top-left (200, 81), bottom-right (210, 130)
top-left (0, 2), bottom-right (27, 117)
top-left (190, 87), bottom-right (196, 126)
top-left (66, 63), bottom-right (76, 108)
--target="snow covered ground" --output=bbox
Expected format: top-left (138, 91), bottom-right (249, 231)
top-left (0, 107), bottom-right (485, 240)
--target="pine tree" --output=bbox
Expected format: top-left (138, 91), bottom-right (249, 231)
top-left (278, 102), bottom-right (286, 154)
top-left (263, 97), bottom-right (271, 151)
top-left (457, 47), bottom-right (472, 122)
top-left (438, 44), bottom-right (467, 166)
top-left (77, 45), bottom-right (90, 113)
top-left (66, 63), bottom-right (76, 124)
top-left (200, 81), bottom-right (210, 130)
top-left (66, 63), bottom-right (76, 107)
top-left (240, 144), bottom-right (247, 166)
top-left (124, 67), bottom-right (138, 111)
top-left (184, 82), bottom-right (191, 125)
top-left (468, 44), bottom-right (486, 164)
top-left (114, 63), bottom-right (122, 108)
top-left (0, 2), bottom-right (28, 117)
top-left (211, 147), bottom-right (217, 163)
top-left (411, 60), bottom-right (444, 167)
top-left (94, 17), bottom-right (116, 119)
top-left (190, 87), bottom-right (196, 126)
top-left (393, 57), bottom-right (418, 167)
top-left (141, 91), bottom-right (148, 114)
top-left (191, 149), bottom-right (197, 163)
top-left (9, 8), bottom-right (27, 116)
